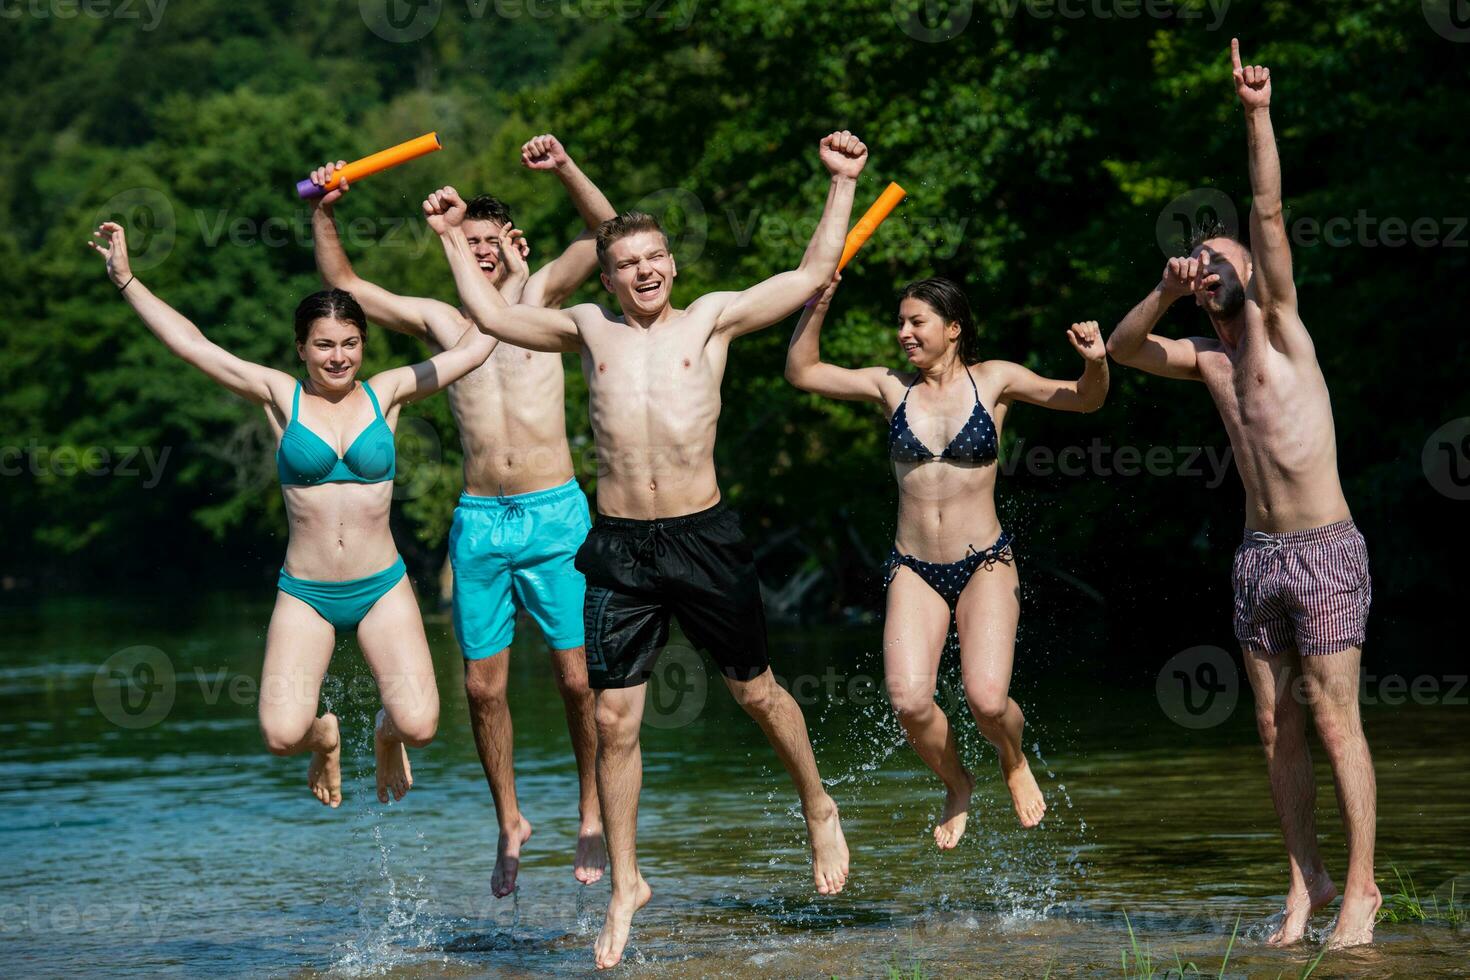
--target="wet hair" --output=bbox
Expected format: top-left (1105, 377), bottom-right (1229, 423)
top-left (465, 194), bottom-right (513, 226)
top-left (1189, 218), bottom-right (1251, 259)
top-left (898, 277), bottom-right (981, 365)
top-left (596, 211), bottom-right (668, 268)
top-left (293, 288), bottom-right (368, 346)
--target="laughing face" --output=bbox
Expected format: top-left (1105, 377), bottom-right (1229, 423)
top-left (1192, 238), bottom-right (1251, 318)
top-left (601, 230), bottom-right (676, 318)
top-left (896, 297), bottom-right (960, 369)
top-left (463, 218), bottom-right (515, 288)
top-left (298, 317), bottom-right (364, 392)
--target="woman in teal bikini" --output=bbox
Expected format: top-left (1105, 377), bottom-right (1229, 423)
top-left (89, 219), bottom-right (497, 808)
top-left (786, 274), bottom-right (1108, 847)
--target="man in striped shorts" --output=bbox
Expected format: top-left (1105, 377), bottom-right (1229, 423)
top-left (1108, 40), bottom-right (1379, 949)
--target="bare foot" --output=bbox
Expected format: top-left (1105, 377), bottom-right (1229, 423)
top-left (575, 823), bottom-right (608, 885)
top-left (307, 713), bottom-right (342, 808)
top-left (491, 816), bottom-right (534, 898)
top-left (806, 796), bottom-right (850, 895)
top-left (934, 771), bottom-right (975, 850)
top-left (1003, 757), bottom-right (1046, 828)
top-left (594, 875), bottom-right (652, 970)
top-left (373, 708), bottom-right (413, 803)
top-left (1325, 886), bottom-right (1382, 950)
top-left (1267, 872), bottom-right (1338, 947)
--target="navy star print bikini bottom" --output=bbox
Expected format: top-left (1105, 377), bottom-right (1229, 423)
top-left (882, 530), bottom-right (1015, 608)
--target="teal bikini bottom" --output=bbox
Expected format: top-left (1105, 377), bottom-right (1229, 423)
top-left (278, 556), bottom-right (407, 631)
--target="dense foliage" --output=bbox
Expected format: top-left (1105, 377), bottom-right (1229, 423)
top-left (3, 0), bottom-right (1465, 661)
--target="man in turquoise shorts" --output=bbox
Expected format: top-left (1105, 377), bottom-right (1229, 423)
top-left (309, 133), bottom-right (615, 895)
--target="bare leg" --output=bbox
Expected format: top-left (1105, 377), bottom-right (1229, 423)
top-left (954, 559), bottom-right (1045, 829)
top-left (1243, 647), bottom-right (1337, 945)
top-left (259, 590), bottom-right (341, 807)
top-left (725, 668), bottom-right (849, 894)
top-left (883, 567), bottom-right (973, 849)
top-left (552, 645), bottom-right (606, 885)
top-left (357, 576), bottom-right (439, 804)
top-left (464, 648), bottom-right (534, 897)
top-left (1302, 647), bottom-right (1380, 949)
top-left (593, 686), bottom-right (652, 971)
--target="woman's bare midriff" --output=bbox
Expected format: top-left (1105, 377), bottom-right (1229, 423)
top-left (280, 481), bottom-right (398, 580)
top-left (892, 459), bottom-right (1004, 564)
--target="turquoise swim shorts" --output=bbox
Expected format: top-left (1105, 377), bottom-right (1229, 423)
top-left (448, 478), bottom-right (592, 658)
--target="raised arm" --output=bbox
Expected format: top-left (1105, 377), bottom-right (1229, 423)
top-left (995, 321), bottom-right (1109, 412)
top-left (368, 311), bottom-right (497, 407)
top-left (518, 134), bottom-right (618, 310)
top-left (1106, 258), bottom-right (1215, 381)
top-left (783, 273), bottom-right (889, 404)
top-left (1232, 38), bottom-right (1305, 346)
top-left (425, 186), bottom-right (582, 354)
top-left (88, 222), bottom-right (289, 405)
top-left (307, 160), bottom-right (474, 351)
top-left (712, 131), bottom-right (868, 339)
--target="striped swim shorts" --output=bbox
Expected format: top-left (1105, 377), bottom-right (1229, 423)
top-left (1232, 519), bottom-right (1371, 656)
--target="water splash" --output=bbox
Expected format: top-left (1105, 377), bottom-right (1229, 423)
top-left (322, 676), bottom-right (450, 977)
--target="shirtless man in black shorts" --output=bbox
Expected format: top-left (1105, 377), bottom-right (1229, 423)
top-left (425, 130), bottom-right (869, 969)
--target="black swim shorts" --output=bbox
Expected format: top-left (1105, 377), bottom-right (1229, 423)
top-left (574, 503), bottom-right (770, 689)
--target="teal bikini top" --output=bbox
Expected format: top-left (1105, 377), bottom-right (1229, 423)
top-left (276, 381), bottom-right (396, 486)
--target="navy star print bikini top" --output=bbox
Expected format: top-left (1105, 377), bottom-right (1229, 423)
top-left (888, 367), bottom-right (998, 464)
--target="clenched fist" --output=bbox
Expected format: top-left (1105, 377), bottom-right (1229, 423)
top-left (1067, 320), bottom-right (1106, 363)
top-left (521, 133), bottom-right (570, 171)
top-left (422, 186), bottom-right (467, 235)
top-left (819, 130), bottom-right (868, 180)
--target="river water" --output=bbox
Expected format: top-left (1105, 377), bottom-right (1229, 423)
top-left (2, 594), bottom-right (1466, 977)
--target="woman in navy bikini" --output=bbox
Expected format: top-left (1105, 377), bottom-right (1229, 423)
top-left (786, 274), bottom-right (1107, 846)
top-left (89, 219), bottom-right (498, 809)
